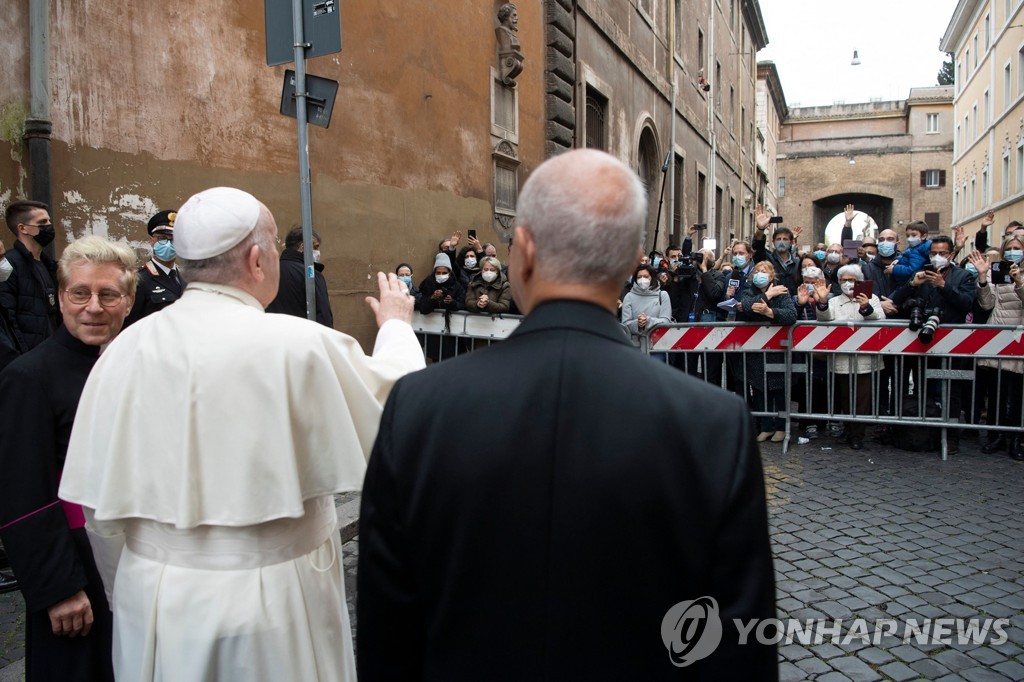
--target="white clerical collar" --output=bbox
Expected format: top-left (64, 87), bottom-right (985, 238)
top-left (151, 258), bottom-right (176, 276)
top-left (186, 282), bottom-right (264, 311)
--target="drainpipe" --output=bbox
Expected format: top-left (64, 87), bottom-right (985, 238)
top-left (26, 0), bottom-right (53, 254)
top-left (668, 0), bottom-right (677, 246)
top-left (707, 0), bottom-right (716, 245)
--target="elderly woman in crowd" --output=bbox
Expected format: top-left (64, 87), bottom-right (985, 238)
top-left (740, 260), bottom-right (797, 442)
top-left (465, 256), bottom-right (512, 314)
top-left (969, 237), bottom-right (1024, 460)
top-left (621, 263), bottom-right (672, 351)
top-left (812, 263), bottom-right (885, 450)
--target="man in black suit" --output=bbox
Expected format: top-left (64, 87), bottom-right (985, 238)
top-left (357, 149), bottom-right (777, 680)
top-left (124, 209), bottom-right (183, 326)
top-left (265, 224), bottom-right (334, 327)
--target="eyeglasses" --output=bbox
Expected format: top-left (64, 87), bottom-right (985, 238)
top-left (62, 288), bottom-right (127, 307)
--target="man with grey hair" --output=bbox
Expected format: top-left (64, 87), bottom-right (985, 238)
top-left (357, 149), bottom-right (777, 680)
top-left (1, 235), bottom-right (138, 682)
top-left (59, 187), bottom-right (425, 682)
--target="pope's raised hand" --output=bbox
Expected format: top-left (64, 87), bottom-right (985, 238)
top-left (365, 272), bottom-right (415, 327)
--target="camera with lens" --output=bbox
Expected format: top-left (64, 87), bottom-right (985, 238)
top-left (918, 308), bottom-right (941, 344)
top-left (903, 298), bottom-right (926, 331)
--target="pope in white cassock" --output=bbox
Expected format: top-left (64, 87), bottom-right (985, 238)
top-left (59, 187), bottom-right (426, 681)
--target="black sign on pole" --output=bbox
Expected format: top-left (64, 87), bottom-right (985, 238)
top-left (265, 0), bottom-right (342, 66)
top-left (280, 70), bottom-right (339, 128)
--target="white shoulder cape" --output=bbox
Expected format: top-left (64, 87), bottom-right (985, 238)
top-left (59, 284), bottom-right (425, 528)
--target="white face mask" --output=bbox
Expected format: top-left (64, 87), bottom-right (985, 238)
top-left (464, 257), bottom-right (478, 269)
top-left (636, 277), bottom-right (651, 290)
top-left (435, 273), bottom-right (450, 284)
top-left (840, 282), bottom-right (856, 296)
top-left (826, 252), bottom-right (842, 264)
top-left (481, 270), bottom-right (498, 283)
top-left (312, 249), bottom-right (321, 263)
top-left (0, 256), bottom-right (11, 283)
top-left (930, 255), bottom-right (949, 270)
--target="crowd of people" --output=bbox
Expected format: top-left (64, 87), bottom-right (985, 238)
top-left (406, 204), bottom-right (1024, 456)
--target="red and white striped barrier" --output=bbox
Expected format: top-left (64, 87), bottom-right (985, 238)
top-left (648, 323), bottom-right (1024, 357)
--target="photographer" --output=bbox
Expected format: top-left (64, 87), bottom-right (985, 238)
top-left (752, 205), bottom-right (799, 294)
top-left (666, 248), bottom-right (724, 323)
top-left (890, 235), bottom-right (976, 453)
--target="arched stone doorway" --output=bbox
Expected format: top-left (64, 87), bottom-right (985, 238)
top-left (813, 193), bottom-right (892, 246)
top-left (636, 125), bottom-right (661, 249)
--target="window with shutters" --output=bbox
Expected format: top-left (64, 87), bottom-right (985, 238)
top-left (924, 213), bottom-right (940, 233)
top-left (927, 113), bottom-right (939, 133)
top-left (921, 169), bottom-right (945, 188)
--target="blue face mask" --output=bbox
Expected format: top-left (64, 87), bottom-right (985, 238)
top-left (965, 263), bottom-right (979, 276)
top-left (752, 272), bottom-right (770, 288)
top-left (1006, 249), bottom-right (1024, 264)
top-left (877, 241), bottom-right (896, 257)
top-left (153, 239), bottom-right (176, 261)
top-left (399, 275), bottom-right (413, 286)
top-left (813, 250), bottom-right (827, 261)
top-left (732, 255), bottom-right (747, 268)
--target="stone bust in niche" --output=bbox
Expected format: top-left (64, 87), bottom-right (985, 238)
top-left (495, 3), bottom-right (524, 86)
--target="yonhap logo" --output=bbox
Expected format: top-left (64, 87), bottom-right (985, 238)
top-left (660, 596), bottom-right (723, 667)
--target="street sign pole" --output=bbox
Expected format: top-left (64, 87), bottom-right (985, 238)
top-left (291, 0), bottom-right (317, 322)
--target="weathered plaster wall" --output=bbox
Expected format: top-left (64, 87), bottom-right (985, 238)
top-left (3, 0), bottom-right (545, 347)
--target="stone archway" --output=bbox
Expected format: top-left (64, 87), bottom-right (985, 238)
top-left (637, 125), bottom-right (661, 249)
top-left (813, 192), bottom-right (893, 246)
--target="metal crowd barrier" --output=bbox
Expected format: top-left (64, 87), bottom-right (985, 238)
top-left (414, 312), bottom-right (1024, 460)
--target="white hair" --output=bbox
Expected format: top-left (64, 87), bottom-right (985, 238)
top-left (837, 264), bottom-right (865, 281)
top-left (516, 149), bottom-right (646, 285)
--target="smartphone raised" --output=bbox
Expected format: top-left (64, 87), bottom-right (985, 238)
top-left (853, 281), bottom-right (874, 299)
top-left (991, 261), bottom-right (1010, 284)
top-left (769, 216), bottom-right (784, 224)
top-left (468, 229), bottom-right (477, 240)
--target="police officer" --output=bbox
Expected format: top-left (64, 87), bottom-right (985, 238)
top-left (124, 210), bottom-right (183, 326)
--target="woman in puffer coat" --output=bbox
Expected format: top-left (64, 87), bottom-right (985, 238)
top-left (465, 256), bottom-right (512, 314)
top-left (621, 263), bottom-right (672, 349)
top-left (969, 238), bottom-right (1024, 460)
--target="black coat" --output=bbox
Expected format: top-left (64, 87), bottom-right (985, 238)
top-left (265, 249), bottom-right (334, 328)
top-left (890, 265), bottom-right (977, 324)
top-left (123, 259), bottom-right (184, 327)
top-left (0, 303), bottom-right (21, 372)
top-left (0, 241), bottom-right (60, 351)
top-left (416, 273), bottom-right (466, 313)
top-left (0, 326), bottom-right (113, 681)
top-left (357, 300), bottom-right (777, 681)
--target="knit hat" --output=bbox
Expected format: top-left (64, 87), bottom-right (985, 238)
top-left (433, 252), bottom-right (452, 271)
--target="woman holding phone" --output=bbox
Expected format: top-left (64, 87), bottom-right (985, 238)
top-left (813, 264), bottom-right (884, 450)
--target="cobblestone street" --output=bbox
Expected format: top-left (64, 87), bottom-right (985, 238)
top-left (2, 439), bottom-right (1022, 680)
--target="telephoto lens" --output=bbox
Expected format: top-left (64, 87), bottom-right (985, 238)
top-left (918, 310), bottom-right (941, 344)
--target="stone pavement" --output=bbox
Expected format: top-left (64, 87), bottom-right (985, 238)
top-left (2, 442), bottom-right (1022, 680)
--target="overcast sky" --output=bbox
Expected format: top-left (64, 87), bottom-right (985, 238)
top-left (757, 0), bottom-right (961, 108)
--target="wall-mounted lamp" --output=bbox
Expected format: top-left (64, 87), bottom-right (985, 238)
top-left (848, 156), bottom-right (856, 165)
top-left (851, 49), bottom-right (861, 66)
